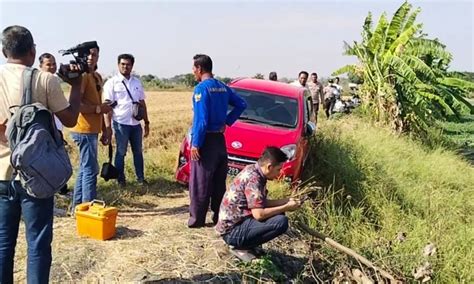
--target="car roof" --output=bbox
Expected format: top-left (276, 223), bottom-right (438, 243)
top-left (229, 78), bottom-right (304, 99)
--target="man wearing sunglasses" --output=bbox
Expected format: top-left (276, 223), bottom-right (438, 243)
top-left (69, 42), bottom-right (113, 211)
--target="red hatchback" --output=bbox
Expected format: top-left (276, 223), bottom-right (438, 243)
top-left (175, 78), bottom-right (315, 184)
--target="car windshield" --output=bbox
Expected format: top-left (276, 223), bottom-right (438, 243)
top-left (231, 88), bottom-right (298, 128)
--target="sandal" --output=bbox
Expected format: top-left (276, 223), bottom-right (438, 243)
top-left (229, 248), bottom-right (257, 262)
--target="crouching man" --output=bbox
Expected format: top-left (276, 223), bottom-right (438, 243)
top-left (215, 146), bottom-right (303, 261)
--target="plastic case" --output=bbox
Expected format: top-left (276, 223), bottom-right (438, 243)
top-left (75, 200), bottom-right (118, 240)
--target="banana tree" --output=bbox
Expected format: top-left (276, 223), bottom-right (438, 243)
top-left (333, 1), bottom-right (474, 135)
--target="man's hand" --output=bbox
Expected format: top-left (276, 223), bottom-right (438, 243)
top-left (285, 198), bottom-right (302, 212)
top-left (0, 123), bottom-right (7, 145)
top-left (57, 64), bottom-right (82, 86)
top-left (144, 123), bottom-right (150, 138)
top-left (190, 146), bottom-right (200, 161)
top-left (100, 127), bottom-right (112, 145)
top-left (100, 103), bottom-right (113, 114)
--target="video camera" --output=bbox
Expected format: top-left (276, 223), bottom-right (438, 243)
top-left (57, 41), bottom-right (98, 79)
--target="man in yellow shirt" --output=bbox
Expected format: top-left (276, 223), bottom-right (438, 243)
top-left (0, 25), bottom-right (82, 283)
top-left (69, 43), bottom-right (112, 210)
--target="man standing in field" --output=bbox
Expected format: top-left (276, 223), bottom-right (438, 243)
top-left (69, 42), bottom-right (113, 209)
top-left (0, 25), bottom-right (82, 283)
top-left (307, 72), bottom-right (324, 123)
top-left (269, 71), bottom-right (278, 81)
top-left (103, 54), bottom-right (150, 186)
top-left (38, 53), bottom-right (63, 132)
top-left (188, 54), bottom-right (247, 228)
top-left (323, 79), bottom-right (338, 118)
top-left (290, 71), bottom-right (309, 88)
top-left (216, 147), bottom-right (303, 261)
top-left (38, 52), bottom-right (69, 196)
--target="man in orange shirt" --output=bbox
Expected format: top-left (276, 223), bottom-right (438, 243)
top-left (69, 43), bottom-right (112, 209)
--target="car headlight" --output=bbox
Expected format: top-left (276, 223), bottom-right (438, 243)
top-left (280, 144), bottom-right (296, 160)
top-left (179, 156), bottom-right (187, 166)
top-left (186, 128), bottom-right (192, 143)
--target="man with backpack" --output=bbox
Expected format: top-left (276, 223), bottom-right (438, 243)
top-left (0, 25), bottom-right (82, 283)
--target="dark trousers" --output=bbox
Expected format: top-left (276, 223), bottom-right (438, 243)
top-left (222, 215), bottom-right (289, 249)
top-left (313, 103), bottom-right (319, 122)
top-left (324, 98), bottom-right (335, 118)
top-left (0, 181), bottom-right (53, 284)
top-left (188, 133), bottom-right (227, 227)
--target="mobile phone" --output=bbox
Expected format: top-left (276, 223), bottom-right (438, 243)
top-left (106, 100), bottom-right (117, 108)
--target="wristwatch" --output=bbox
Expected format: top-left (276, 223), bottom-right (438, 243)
top-left (95, 105), bottom-right (101, 114)
top-left (144, 121), bottom-right (150, 125)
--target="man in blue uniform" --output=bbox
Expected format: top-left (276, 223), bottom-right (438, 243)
top-left (188, 54), bottom-right (247, 228)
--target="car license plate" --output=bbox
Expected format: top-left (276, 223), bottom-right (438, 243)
top-left (227, 167), bottom-right (241, 176)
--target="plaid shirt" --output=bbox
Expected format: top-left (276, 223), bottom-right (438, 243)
top-left (215, 164), bottom-right (267, 235)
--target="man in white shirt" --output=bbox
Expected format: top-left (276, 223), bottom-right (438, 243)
top-left (103, 54), bottom-right (149, 186)
top-left (290, 71), bottom-right (309, 88)
top-left (333, 77), bottom-right (343, 94)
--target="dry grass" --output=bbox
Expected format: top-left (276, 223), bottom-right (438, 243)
top-left (13, 91), bottom-right (311, 283)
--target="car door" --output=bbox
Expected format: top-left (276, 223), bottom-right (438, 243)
top-left (293, 90), bottom-right (313, 180)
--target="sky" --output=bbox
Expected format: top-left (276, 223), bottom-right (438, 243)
top-left (0, 0), bottom-right (473, 79)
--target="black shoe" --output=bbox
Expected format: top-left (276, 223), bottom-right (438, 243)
top-left (118, 180), bottom-right (126, 188)
top-left (138, 179), bottom-right (149, 186)
top-left (59, 184), bottom-right (69, 195)
top-left (187, 218), bottom-right (205, 228)
top-left (250, 246), bottom-right (265, 257)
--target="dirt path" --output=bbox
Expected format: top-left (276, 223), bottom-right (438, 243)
top-left (12, 91), bottom-right (313, 282)
top-left (13, 192), bottom-right (311, 283)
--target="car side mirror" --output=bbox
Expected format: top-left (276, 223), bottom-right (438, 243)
top-left (305, 121), bottom-right (316, 136)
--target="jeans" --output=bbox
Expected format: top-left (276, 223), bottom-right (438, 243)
top-left (71, 132), bottom-right (99, 209)
top-left (222, 215), bottom-right (289, 249)
top-left (0, 181), bottom-right (54, 284)
top-left (113, 121), bottom-right (144, 183)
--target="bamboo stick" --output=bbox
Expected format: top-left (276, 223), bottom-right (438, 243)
top-left (296, 222), bottom-right (398, 282)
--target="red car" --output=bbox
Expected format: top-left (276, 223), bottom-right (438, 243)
top-left (175, 78), bottom-right (315, 185)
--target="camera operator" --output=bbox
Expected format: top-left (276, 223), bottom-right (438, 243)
top-left (69, 42), bottom-right (112, 212)
top-left (0, 25), bottom-right (82, 283)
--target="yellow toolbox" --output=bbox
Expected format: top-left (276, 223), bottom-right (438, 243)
top-left (75, 200), bottom-right (118, 240)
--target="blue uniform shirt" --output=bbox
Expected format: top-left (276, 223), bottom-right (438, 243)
top-left (191, 78), bottom-right (247, 148)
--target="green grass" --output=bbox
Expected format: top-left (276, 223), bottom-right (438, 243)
top-left (294, 116), bottom-right (474, 282)
top-left (57, 90), bottom-right (472, 282)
